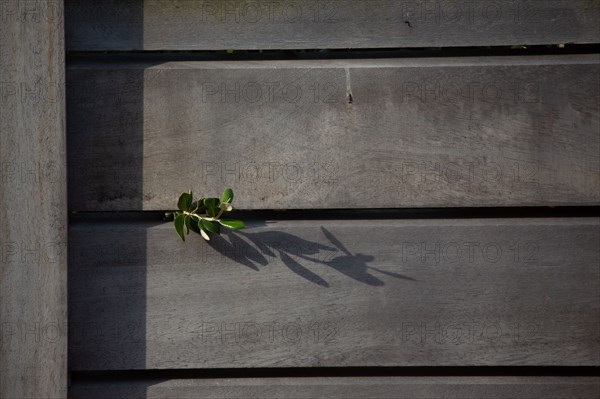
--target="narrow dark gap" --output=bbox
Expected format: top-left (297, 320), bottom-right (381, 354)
top-left (71, 366), bottom-right (600, 382)
top-left (69, 206), bottom-right (600, 224)
top-left (67, 43), bottom-right (600, 63)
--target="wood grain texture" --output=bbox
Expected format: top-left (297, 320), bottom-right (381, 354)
top-left (64, 0), bottom-right (600, 51)
top-left (0, 1), bottom-right (68, 398)
top-left (69, 376), bottom-right (600, 399)
top-left (69, 218), bottom-right (600, 370)
top-left (67, 56), bottom-right (600, 210)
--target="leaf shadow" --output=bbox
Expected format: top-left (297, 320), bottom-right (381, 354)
top-left (203, 223), bottom-right (417, 287)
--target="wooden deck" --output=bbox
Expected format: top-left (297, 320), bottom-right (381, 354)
top-left (1, 1), bottom-right (598, 397)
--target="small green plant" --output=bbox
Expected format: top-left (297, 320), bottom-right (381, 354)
top-left (165, 188), bottom-right (245, 241)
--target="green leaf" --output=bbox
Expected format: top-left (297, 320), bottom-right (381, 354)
top-left (221, 188), bottom-right (234, 204)
top-left (178, 191), bottom-right (193, 212)
top-left (202, 219), bottom-right (221, 235)
top-left (188, 216), bottom-right (200, 234)
top-left (218, 219), bottom-right (245, 230)
top-left (184, 215), bottom-right (192, 234)
top-left (198, 220), bottom-right (210, 241)
top-left (191, 200), bottom-right (206, 213)
top-left (203, 197), bottom-right (218, 217)
top-left (174, 214), bottom-right (186, 241)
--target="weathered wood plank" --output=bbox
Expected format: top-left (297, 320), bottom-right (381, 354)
top-left (67, 56), bottom-right (600, 210)
top-left (70, 376), bottom-right (600, 399)
top-left (0, 1), bottom-right (68, 398)
top-left (69, 218), bottom-right (600, 370)
top-left (65, 0), bottom-right (600, 51)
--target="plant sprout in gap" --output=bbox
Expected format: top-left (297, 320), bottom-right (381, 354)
top-left (165, 188), bottom-right (245, 241)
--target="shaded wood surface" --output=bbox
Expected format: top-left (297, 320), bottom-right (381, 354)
top-left (65, 0), bottom-right (600, 51)
top-left (67, 56), bottom-right (600, 210)
top-left (69, 376), bottom-right (600, 399)
top-left (69, 217), bottom-right (600, 370)
top-left (0, 1), bottom-right (68, 398)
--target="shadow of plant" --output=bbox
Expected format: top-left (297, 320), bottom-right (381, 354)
top-left (319, 226), bottom-right (417, 286)
top-left (207, 224), bottom-right (416, 287)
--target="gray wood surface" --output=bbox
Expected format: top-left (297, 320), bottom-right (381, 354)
top-left (69, 376), bottom-right (600, 399)
top-left (69, 218), bottom-right (600, 370)
top-left (0, 1), bottom-right (68, 398)
top-left (65, 0), bottom-right (600, 51)
top-left (67, 56), bottom-right (600, 210)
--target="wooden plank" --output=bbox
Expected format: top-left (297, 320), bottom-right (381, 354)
top-left (67, 56), bottom-right (600, 211)
top-left (68, 218), bottom-right (600, 370)
top-left (70, 376), bottom-right (600, 399)
top-left (64, 0), bottom-right (600, 51)
top-left (0, 1), bottom-right (68, 398)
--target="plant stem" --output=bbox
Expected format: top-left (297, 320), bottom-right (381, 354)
top-left (183, 211), bottom-right (218, 222)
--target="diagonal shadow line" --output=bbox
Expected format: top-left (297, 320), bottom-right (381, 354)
top-left (318, 226), bottom-right (419, 285)
top-left (238, 229), bottom-right (336, 262)
top-left (213, 228), bottom-right (339, 285)
top-left (320, 225), bottom-right (352, 255)
top-left (369, 266), bottom-right (418, 282)
top-left (322, 255), bottom-right (384, 287)
top-left (199, 226), bottom-right (417, 287)
top-left (205, 230), bottom-right (262, 271)
top-left (278, 250), bottom-right (330, 288)
top-left (228, 232), bottom-right (269, 267)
